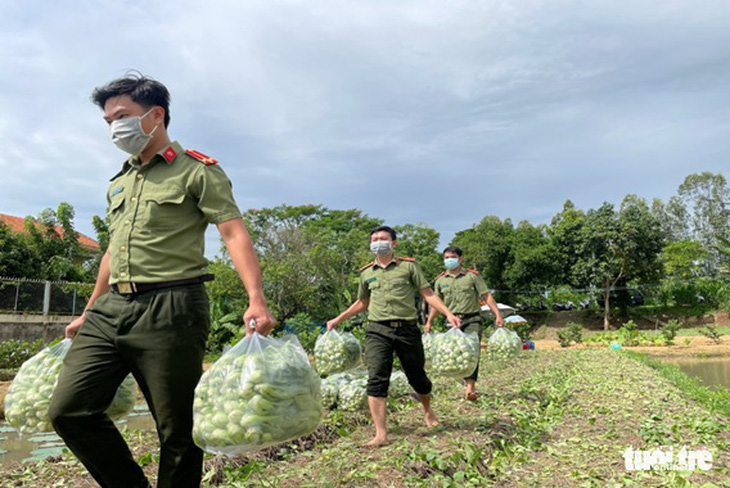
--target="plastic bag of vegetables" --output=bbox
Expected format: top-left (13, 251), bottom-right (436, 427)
top-left (314, 330), bottom-right (362, 376)
top-left (486, 327), bottom-right (521, 363)
top-left (338, 376), bottom-right (367, 411)
top-left (193, 332), bottom-right (322, 455)
top-left (388, 370), bottom-right (412, 397)
top-left (4, 339), bottom-right (138, 434)
top-left (422, 333), bottom-right (434, 370)
top-left (432, 328), bottom-right (480, 378)
top-left (105, 374), bottom-right (138, 419)
top-left (321, 376), bottom-right (339, 409)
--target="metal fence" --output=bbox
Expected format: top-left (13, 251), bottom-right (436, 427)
top-left (0, 277), bottom-right (93, 316)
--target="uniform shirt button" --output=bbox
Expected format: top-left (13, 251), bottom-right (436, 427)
top-left (125, 220), bottom-right (131, 225)
top-left (136, 174), bottom-right (143, 180)
top-left (120, 272), bottom-right (127, 277)
top-left (131, 197), bottom-right (137, 202)
top-left (120, 245), bottom-right (126, 251)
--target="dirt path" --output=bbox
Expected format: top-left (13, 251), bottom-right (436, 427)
top-left (532, 335), bottom-right (729, 358)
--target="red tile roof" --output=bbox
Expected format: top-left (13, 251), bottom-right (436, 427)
top-left (0, 213), bottom-right (100, 251)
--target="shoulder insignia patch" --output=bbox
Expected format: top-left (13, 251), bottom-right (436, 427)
top-left (434, 271), bottom-right (447, 280)
top-left (163, 146), bottom-right (178, 162)
top-left (467, 268), bottom-right (480, 275)
top-left (185, 149), bottom-right (218, 165)
top-left (396, 256), bottom-right (416, 263)
top-left (359, 262), bottom-right (376, 272)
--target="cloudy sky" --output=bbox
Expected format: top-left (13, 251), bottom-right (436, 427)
top-left (2, 0), bottom-right (729, 256)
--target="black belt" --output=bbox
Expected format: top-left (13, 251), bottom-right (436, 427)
top-left (371, 319), bottom-right (417, 328)
top-left (111, 274), bottom-right (214, 295)
top-left (455, 312), bottom-right (481, 319)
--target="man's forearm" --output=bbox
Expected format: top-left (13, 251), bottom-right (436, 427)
top-left (220, 220), bottom-right (266, 305)
top-left (484, 292), bottom-right (502, 319)
top-left (427, 306), bottom-right (439, 323)
top-left (338, 299), bottom-right (368, 322)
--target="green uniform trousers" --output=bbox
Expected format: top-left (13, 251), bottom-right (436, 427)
top-left (49, 283), bottom-right (209, 488)
top-left (364, 321), bottom-right (432, 397)
top-left (459, 315), bottom-right (484, 382)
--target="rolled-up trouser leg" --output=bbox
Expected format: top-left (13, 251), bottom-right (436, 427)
top-left (460, 317), bottom-right (484, 382)
top-left (393, 324), bottom-right (432, 395)
top-left (364, 322), bottom-right (395, 397)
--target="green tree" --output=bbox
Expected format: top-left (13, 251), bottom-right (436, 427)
top-left (6, 203), bottom-right (92, 281)
top-left (574, 196), bottom-right (664, 329)
top-left (451, 216), bottom-right (513, 290)
top-left (504, 221), bottom-right (560, 291)
top-left (676, 172), bottom-right (730, 272)
top-left (0, 222), bottom-right (37, 277)
top-left (651, 196), bottom-right (689, 243)
top-left (238, 205), bottom-right (382, 322)
top-left (548, 200), bottom-right (586, 287)
top-left (659, 240), bottom-right (708, 280)
top-left (393, 223), bottom-right (441, 280)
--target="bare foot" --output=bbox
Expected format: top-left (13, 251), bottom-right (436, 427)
top-left (465, 391), bottom-right (478, 401)
top-left (424, 410), bottom-right (439, 428)
top-left (363, 435), bottom-right (388, 448)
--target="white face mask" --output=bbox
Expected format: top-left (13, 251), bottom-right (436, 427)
top-left (370, 240), bottom-right (392, 255)
top-left (109, 108), bottom-right (158, 156)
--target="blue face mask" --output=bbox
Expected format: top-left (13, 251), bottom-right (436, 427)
top-left (444, 257), bottom-right (459, 270)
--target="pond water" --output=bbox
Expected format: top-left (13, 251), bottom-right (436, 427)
top-left (0, 402), bottom-right (155, 467)
top-left (662, 357), bottom-right (730, 390)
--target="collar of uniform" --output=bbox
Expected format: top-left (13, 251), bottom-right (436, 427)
top-left (127, 141), bottom-right (183, 168)
top-left (110, 160), bottom-right (133, 181)
top-left (160, 141), bottom-right (183, 165)
top-left (146, 141), bottom-right (183, 165)
top-left (374, 256), bottom-right (398, 269)
top-left (445, 268), bottom-right (467, 278)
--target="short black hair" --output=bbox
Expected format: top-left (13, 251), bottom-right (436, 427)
top-left (91, 72), bottom-right (171, 128)
top-left (443, 246), bottom-right (462, 257)
top-left (370, 225), bottom-right (397, 240)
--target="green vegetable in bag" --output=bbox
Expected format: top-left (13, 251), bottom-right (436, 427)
top-left (432, 328), bottom-right (480, 378)
top-left (193, 333), bottom-right (322, 455)
top-left (388, 370), bottom-right (412, 397)
top-left (487, 327), bottom-right (521, 363)
top-left (314, 330), bottom-right (361, 376)
top-left (422, 333), bottom-right (434, 370)
top-left (5, 339), bottom-right (138, 434)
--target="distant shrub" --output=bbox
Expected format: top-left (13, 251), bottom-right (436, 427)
top-left (618, 320), bottom-right (639, 347)
top-left (0, 339), bottom-right (44, 369)
top-left (700, 325), bottom-right (722, 344)
top-left (557, 322), bottom-right (583, 348)
top-left (661, 320), bottom-right (682, 345)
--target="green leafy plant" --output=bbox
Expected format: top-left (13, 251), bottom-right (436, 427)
top-left (557, 329), bottom-right (573, 348)
top-left (0, 338), bottom-right (44, 370)
top-left (506, 321), bottom-right (531, 342)
top-left (618, 320), bottom-right (639, 346)
top-left (660, 319), bottom-right (682, 345)
top-left (699, 324), bottom-right (722, 344)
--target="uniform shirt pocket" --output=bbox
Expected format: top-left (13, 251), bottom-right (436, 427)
top-left (107, 195), bottom-right (125, 236)
top-left (143, 190), bottom-right (186, 229)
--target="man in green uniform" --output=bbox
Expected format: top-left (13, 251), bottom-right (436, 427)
top-left (425, 246), bottom-right (504, 401)
top-left (49, 74), bottom-right (275, 488)
top-left (326, 226), bottom-right (462, 447)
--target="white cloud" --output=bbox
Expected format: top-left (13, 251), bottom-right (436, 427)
top-left (1, 0), bottom-right (728, 252)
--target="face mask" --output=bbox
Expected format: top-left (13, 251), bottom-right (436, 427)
top-left (444, 257), bottom-right (460, 270)
top-left (370, 240), bottom-right (392, 255)
top-left (110, 108), bottom-right (158, 156)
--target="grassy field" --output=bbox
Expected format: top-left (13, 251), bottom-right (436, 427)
top-left (1, 349), bottom-right (728, 487)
